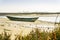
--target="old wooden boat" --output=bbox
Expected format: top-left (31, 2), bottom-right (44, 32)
top-left (6, 16), bottom-right (39, 22)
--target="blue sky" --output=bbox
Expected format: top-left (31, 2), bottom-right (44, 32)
top-left (0, 0), bottom-right (60, 12)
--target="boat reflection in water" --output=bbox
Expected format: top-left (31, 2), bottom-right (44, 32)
top-left (6, 16), bottom-right (39, 22)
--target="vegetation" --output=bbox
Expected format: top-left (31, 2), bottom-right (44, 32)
top-left (54, 27), bottom-right (60, 40)
top-left (0, 27), bottom-right (60, 40)
top-left (0, 30), bottom-right (11, 40)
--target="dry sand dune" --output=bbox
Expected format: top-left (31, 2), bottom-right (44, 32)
top-left (0, 18), bottom-right (34, 40)
top-left (0, 18), bottom-right (35, 36)
top-left (0, 18), bottom-right (56, 33)
top-left (0, 18), bottom-right (57, 40)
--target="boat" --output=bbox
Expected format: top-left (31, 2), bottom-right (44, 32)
top-left (6, 16), bottom-right (39, 22)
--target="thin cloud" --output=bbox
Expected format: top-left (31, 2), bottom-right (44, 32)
top-left (0, 0), bottom-right (60, 12)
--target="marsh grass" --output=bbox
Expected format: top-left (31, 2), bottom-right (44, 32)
top-left (0, 27), bottom-right (60, 40)
top-left (0, 30), bottom-right (11, 40)
top-left (54, 27), bottom-right (60, 40)
top-left (15, 28), bottom-right (41, 40)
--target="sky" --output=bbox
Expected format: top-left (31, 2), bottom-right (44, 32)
top-left (0, 0), bottom-right (60, 12)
